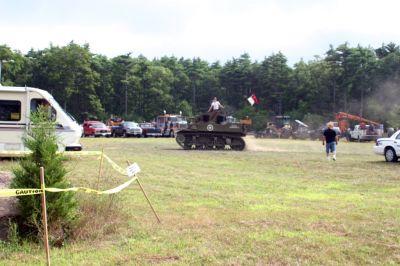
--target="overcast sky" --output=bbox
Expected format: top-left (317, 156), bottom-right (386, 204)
top-left (1, 0), bottom-right (400, 65)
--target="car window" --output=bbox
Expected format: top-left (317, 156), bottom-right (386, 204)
top-left (124, 122), bottom-right (137, 127)
top-left (0, 100), bottom-right (21, 121)
top-left (92, 123), bottom-right (106, 128)
top-left (396, 132), bottom-right (400, 139)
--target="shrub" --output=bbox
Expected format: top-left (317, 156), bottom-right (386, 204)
top-left (11, 106), bottom-right (78, 244)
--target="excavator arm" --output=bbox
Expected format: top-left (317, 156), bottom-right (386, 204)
top-left (335, 112), bottom-right (380, 134)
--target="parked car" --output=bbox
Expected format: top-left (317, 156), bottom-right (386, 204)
top-left (139, 123), bottom-right (162, 137)
top-left (373, 130), bottom-right (400, 162)
top-left (111, 121), bottom-right (142, 137)
top-left (82, 121), bottom-right (111, 137)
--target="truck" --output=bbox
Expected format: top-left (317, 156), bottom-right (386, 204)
top-left (156, 113), bottom-right (188, 137)
top-left (347, 124), bottom-right (383, 141)
top-left (111, 121), bottom-right (142, 137)
top-left (0, 86), bottom-right (82, 153)
top-left (335, 112), bottom-right (383, 141)
top-left (139, 122), bottom-right (162, 137)
top-left (82, 120), bottom-right (111, 137)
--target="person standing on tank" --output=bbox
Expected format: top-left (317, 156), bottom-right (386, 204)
top-left (208, 97), bottom-right (224, 122)
top-left (322, 121), bottom-right (339, 161)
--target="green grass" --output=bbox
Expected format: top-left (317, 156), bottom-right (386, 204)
top-left (1, 137), bottom-right (399, 265)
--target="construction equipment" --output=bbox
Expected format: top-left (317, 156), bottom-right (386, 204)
top-left (106, 117), bottom-right (124, 127)
top-left (255, 115), bottom-right (292, 138)
top-left (175, 112), bottom-right (251, 150)
top-left (292, 120), bottom-right (312, 140)
top-left (335, 112), bottom-right (384, 141)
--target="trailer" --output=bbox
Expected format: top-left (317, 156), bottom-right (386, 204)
top-left (0, 86), bottom-right (82, 153)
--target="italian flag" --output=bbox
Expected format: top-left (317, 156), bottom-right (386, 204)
top-left (247, 94), bottom-right (259, 106)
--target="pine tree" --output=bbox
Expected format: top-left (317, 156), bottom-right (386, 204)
top-left (11, 106), bottom-right (78, 243)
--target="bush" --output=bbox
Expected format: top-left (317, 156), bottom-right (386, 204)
top-left (11, 106), bottom-right (78, 244)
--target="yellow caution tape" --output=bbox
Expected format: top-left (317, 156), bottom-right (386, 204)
top-left (46, 175), bottom-right (138, 194)
top-left (101, 154), bottom-right (128, 176)
top-left (63, 150), bottom-right (103, 157)
top-left (0, 175), bottom-right (138, 198)
top-left (0, 150), bottom-right (128, 176)
top-left (0, 150), bottom-right (103, 158)
top-left (0, 150), bottom-right (31, 157)
top-left (0, 188), bottom-right (43, 197)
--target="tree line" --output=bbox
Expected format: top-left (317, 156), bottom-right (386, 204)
top-left (1, 42), bottom-right (399, 129)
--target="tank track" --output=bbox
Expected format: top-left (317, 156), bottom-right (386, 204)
top-left (176, 132), bottom-right (245, 151)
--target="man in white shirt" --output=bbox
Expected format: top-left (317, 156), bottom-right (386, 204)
top-left (208, 97), bottom-right (224, 122)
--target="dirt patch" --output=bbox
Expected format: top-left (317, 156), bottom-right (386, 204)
top-left (0, 171), bottom-right (20, 240)
top-left (244, 137), bottom-right (288, 152)
top-left (146, 255), bottom-right (180, 264)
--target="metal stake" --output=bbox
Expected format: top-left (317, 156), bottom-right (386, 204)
top-left (126, 160), bottom-right (161, 223)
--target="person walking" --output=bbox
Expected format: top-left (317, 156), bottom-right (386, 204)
top-left (322, 121), bottom-right (339, 161)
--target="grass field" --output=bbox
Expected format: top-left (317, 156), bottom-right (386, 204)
top-left (1, 137), bottom-right (399, 265)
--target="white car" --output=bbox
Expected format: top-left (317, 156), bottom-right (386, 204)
top-left (373, 130), bottom-right (400, 162)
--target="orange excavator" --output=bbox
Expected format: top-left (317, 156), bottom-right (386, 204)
top-left (335, 112), bottom-right (383, 141)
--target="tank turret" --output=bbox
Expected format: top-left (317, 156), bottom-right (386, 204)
top-left (175, 112), bottom-right (251, 150)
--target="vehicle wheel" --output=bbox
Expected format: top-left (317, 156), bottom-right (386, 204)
top-left (183, 143), bottom-right (192, 149)
top-left (195, 137), bottom-right (209, 150)
top-left (215, 138), bottom-right (225, 150)
top-left (385, 147), bottom-right (398, 162)
top-left (230, 138), bottom-right (245, 151)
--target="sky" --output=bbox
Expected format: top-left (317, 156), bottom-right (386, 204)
top-left (1, 0), bottom-right (400, 65)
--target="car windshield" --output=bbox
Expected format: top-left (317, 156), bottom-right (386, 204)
top-left (92, 123), bottom-right (106, 128)
top-left (124, 122), bottom-right (138, 127)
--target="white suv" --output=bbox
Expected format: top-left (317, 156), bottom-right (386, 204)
top-left (374, 130), bottom-right (400, 162)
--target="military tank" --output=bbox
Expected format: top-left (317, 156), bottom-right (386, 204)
top-left (175, 112), bottom-right (251, 150)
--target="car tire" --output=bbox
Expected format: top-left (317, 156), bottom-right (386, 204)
top-left (384, 147), bottom-right (398, 162)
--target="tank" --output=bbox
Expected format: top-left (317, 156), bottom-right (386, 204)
top-left (175, 112), bottom-right (251, 150)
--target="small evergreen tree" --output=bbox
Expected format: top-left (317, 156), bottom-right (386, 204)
top-left (11, 106), bottom-right (78, 242)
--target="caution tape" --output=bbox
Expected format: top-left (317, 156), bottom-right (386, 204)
top-left (0, 150), bottom-right (31, 157)
top-left (64, 151), bottom-right (103, 157)
top-left (0, 175), bottom-right (138, 198)
top-left (0, 188), bottom-right (43, 197)
top-left (101, 154), bottom-right (128, 176)
top-left (46, 174), bottom-right (138, 194)
top-left (0, 150), bottom-right (129, 176)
